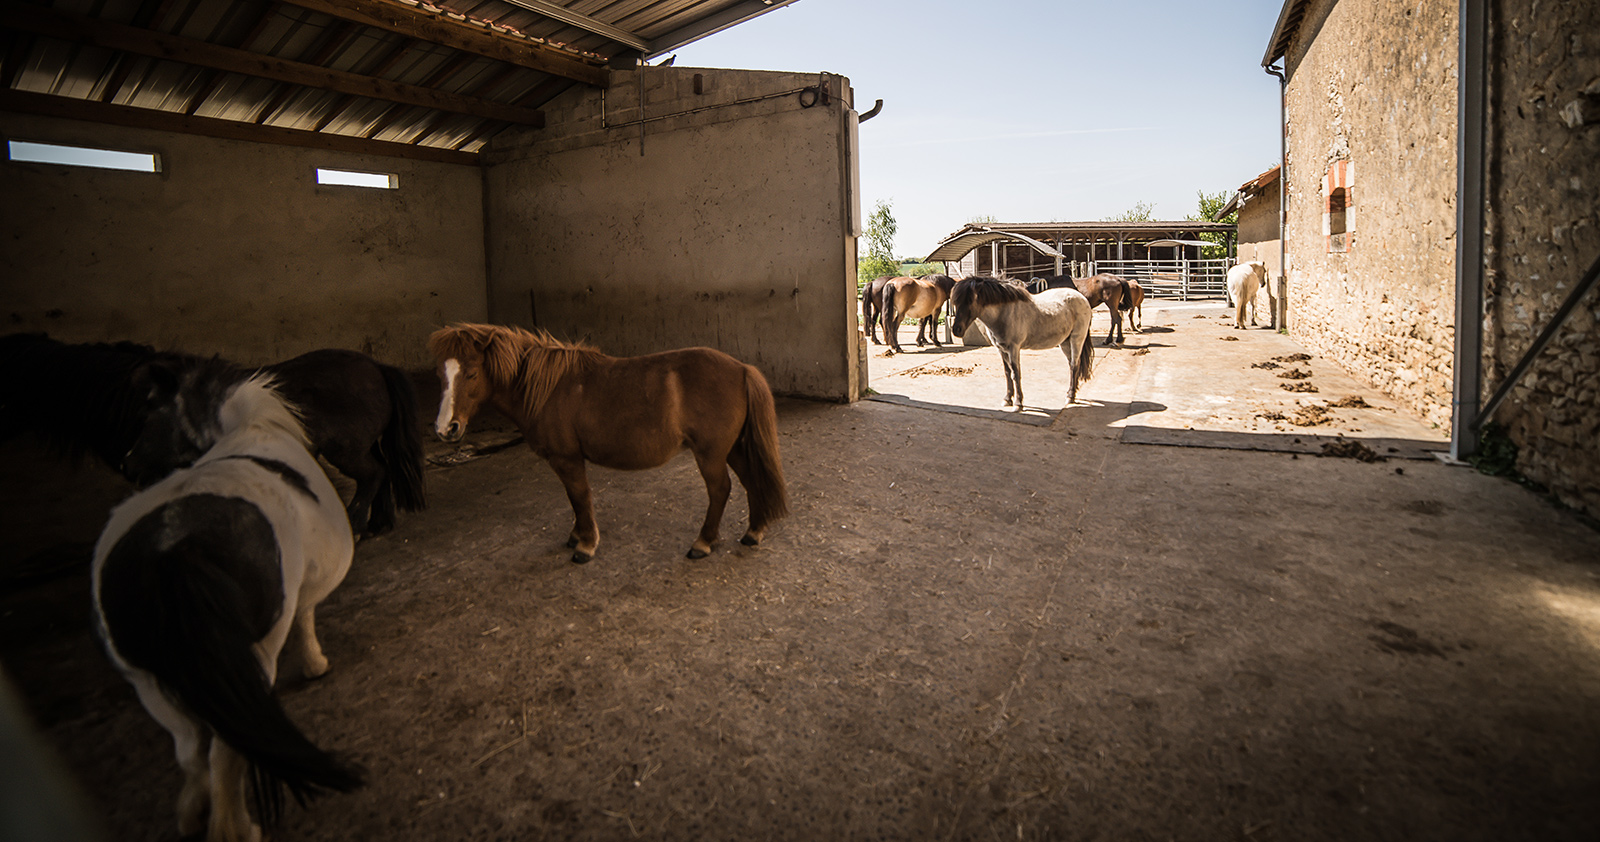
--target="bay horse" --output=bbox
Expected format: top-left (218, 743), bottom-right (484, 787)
top-left (949, 275), bottom-right (1095, 408)
top-left (881, 274), bottom-right (957, 355)
top-left (95, 365), bottom-right (363, 842)
top-left (1122, 277), bottom-right (1146, 332)
top-left (860, 275), bottom-right (894, 344)
top-left (1036, 273), bottom-right (1129, 345)
top-left (1, 334), bottom-right (427, 535)
top-left (429, 324), bottom-right (788, 564)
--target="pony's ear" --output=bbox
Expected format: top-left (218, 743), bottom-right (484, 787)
top-left (135, 361), bottom-right (180, 401)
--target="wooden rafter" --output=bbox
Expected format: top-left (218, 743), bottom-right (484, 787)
top-left (284, 0), bottom-right (609, 88)
top-left (5, 4), bottom-right (545, 126)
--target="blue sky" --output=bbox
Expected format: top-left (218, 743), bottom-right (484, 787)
top-left (672, 0), bottom-right (1287, 259)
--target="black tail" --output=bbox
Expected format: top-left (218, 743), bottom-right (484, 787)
top-left (1116, 280), bottom-right (1134, 311)
top-left (376, 364), bottom-right (427, 513)
top-left (98, 508), bottom-right (364, 827)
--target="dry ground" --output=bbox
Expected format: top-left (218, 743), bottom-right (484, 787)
top-left (3, 301), bottom-right (1598, 841)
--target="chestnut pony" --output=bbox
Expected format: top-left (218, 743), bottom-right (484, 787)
top-left (428, 324), bottom-right (788, 564)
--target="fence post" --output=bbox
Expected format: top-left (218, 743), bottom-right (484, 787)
top-left (1182, 259), bottom-right (1190, 301)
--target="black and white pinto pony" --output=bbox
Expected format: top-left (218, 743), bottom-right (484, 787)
top-left (0, 334), bottom-right (426, 535)
top-left (94, 363), bottom-right (362, 842)
top-left (949, 275), bottom-right (1095, 409)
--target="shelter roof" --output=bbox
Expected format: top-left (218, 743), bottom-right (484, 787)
top-left (1, 0), bottom-right (799, 164)
top-left (925, 220), bottom-right (1237, 263)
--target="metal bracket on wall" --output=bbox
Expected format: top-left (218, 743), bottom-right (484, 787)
top-left (1473, 250), bottom-right (1600, 429)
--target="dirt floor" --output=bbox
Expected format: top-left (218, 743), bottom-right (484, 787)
top-left (3, 300), bottom-right (1599, 841)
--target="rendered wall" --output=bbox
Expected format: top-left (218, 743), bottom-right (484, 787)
top-left (482, 67), bottom-right (860, 401)
top-left (1482, 0), bottom-right (1600, 514)
top-left (1281, 0), bottom-right (1458, 428)
top-left (0, 113), bottom-right (486, 369)
top-left (1235, 183), bottom-right (1282, 278)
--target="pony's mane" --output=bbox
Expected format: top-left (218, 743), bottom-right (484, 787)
top-left (429, 323), bottom-right (604, 419)
top-left (951, 274), bottom-right (1032, 309)
top-left (220, 372), bottom-right (309, 447)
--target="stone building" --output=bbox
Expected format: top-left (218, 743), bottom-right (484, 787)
top-left (1263, 0), bottom-right (1599, 515)
top-left (1218, 165), bottom-right (1282, 280)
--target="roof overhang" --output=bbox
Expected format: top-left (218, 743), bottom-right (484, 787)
top-left (925, 228), bottom-right (1064, 264)
top-left (1262, 0), bottom-right (1312, 67)
top-left (1146, 239), bottom-right (1219, 249)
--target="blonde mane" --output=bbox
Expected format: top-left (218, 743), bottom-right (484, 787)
top-left (428, 323), bottom-right (604, 419)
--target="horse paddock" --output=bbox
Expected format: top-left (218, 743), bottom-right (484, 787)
top-left (3, 302), bottom-right (1599, 841)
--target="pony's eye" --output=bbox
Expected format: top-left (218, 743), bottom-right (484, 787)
top-left (464, 371), bottom-right (478, 380)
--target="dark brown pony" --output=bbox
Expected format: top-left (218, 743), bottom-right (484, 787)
top-left (1037, 273), bottom-right (1129, 345)
top-left (428, 324), bottom-right (788, 564)
top-left (860, 275), bottom-right (894, 344)
top-left (881, 274), bottom-right (957, 354)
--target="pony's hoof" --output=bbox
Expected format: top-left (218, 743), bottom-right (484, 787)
top-left (740, 534), bottom-right (760, 547)
top-left (686, 547), bottom-right (709, 560)
top-left (570, 550), bottom-right (593, 564)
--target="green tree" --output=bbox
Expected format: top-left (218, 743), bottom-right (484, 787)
top-left (859, 199), bottom-right (900, 284)
top-left (1188, 189), bottom-right (1236, 260)
top-left (1104, 200), bottom-right (1155, 222)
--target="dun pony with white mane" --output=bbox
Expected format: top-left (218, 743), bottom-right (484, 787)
top-left (429, 324), bottom-right (788, 564)
top-left (94, 365), bottom-right (362, 842)
top-left (949, 275), bottom-right (1095, 409)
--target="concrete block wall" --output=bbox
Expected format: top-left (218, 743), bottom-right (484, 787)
top-left (1483, 0), bottom-right (1600, 515)
top-left (0, 113), bottom-right (487, 369)
top-left (481, 67), bottom-right (860, 401)
top-left (1281, 0), bottom-right (1458, 429)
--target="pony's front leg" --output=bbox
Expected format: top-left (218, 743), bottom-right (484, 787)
top-left (998, 346), bottom-right (1020, 408)
top-left (689, 452), bottom-right (733, 559)
top-left (548, 456), bottom-right (599, 563)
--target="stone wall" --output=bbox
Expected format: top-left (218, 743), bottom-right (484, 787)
top-left (1483, 0), bottom-right (1600, 515)
top-left (1281, 0), bottom-right (1458, 429)
top-left (1235, 180), bottom-right (1281, 278)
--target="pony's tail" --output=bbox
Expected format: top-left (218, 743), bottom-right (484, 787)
top-left (98, 537), bottom-right (364, 827)
top-left (1076, 331), bottom-right (1095, 384)
top-left (1117, 280), bottom-right (1134, 312)
top-left (738, 366), bottom-right (789, 529)
top-left (376, 363), bottom-right (427, 513)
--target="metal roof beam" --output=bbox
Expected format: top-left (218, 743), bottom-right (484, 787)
top-left (643, 0), bottom-right (802, 60)
top-left (496, 0), bottom-right (649, 52)
top-left (0, 88), bottom-right (477, 164)
top-left (284, 0), bottom-right (609, 87)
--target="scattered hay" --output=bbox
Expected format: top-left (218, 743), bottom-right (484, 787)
top-left (1319, 438), bottom-right (1385, 462)
top-left (1251, 361), bottom-right (1281, 370)
top-left (1277, 368), bottom-right (1313, 380)
top-left (1280, 382), bottom-right (1319, 393)
top-left (1328, 396), bottom-right (1371, 408)
top-left (1257, 411), bottom-right (1288, 422)
top-left (1273, 352), bottom-right (1312, 362)
top-left (1132, 348), bottom-right (1150, 356)
top-left (909, 365), bottom-right (974, 378)
top-left (1219, 336), bottom-right (1240, 341)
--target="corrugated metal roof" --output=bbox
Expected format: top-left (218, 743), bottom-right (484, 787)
top-left (1, 0), bottom-right (801, 162)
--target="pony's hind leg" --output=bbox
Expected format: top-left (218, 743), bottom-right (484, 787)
top-left (130, 673), bottom-right (211, 837)
top-left (548, 456), bottom-right (599, 563)
top-left (288, 605), bottom-right (330, 680)
top-left (208, 739), bottom-right (261, 842)
top-left (689, 450), bottom-right (733, 559)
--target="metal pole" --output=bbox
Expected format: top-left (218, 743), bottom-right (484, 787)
top-left (1265, 64), bottom-right (1288, 330)
top-left (1451, 0), bottom-right (1487, 461)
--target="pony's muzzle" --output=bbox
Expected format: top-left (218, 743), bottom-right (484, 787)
top-left (438, 420), bottom-right (464, 442)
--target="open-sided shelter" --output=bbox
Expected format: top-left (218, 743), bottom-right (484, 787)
top-left (2, 0), bottom-right (869, 401)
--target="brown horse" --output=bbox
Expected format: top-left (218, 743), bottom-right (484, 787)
top-left (428, 324), bottom-right (788, 564)
top-left (860, 275), bottom-right (894, 344)
top-left (881, 274), bottom-right (957, 354)
top-left (1121, 277), bottom-right (1146, 332)
top-left (1036, 273), bottom-right (1129, 345)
